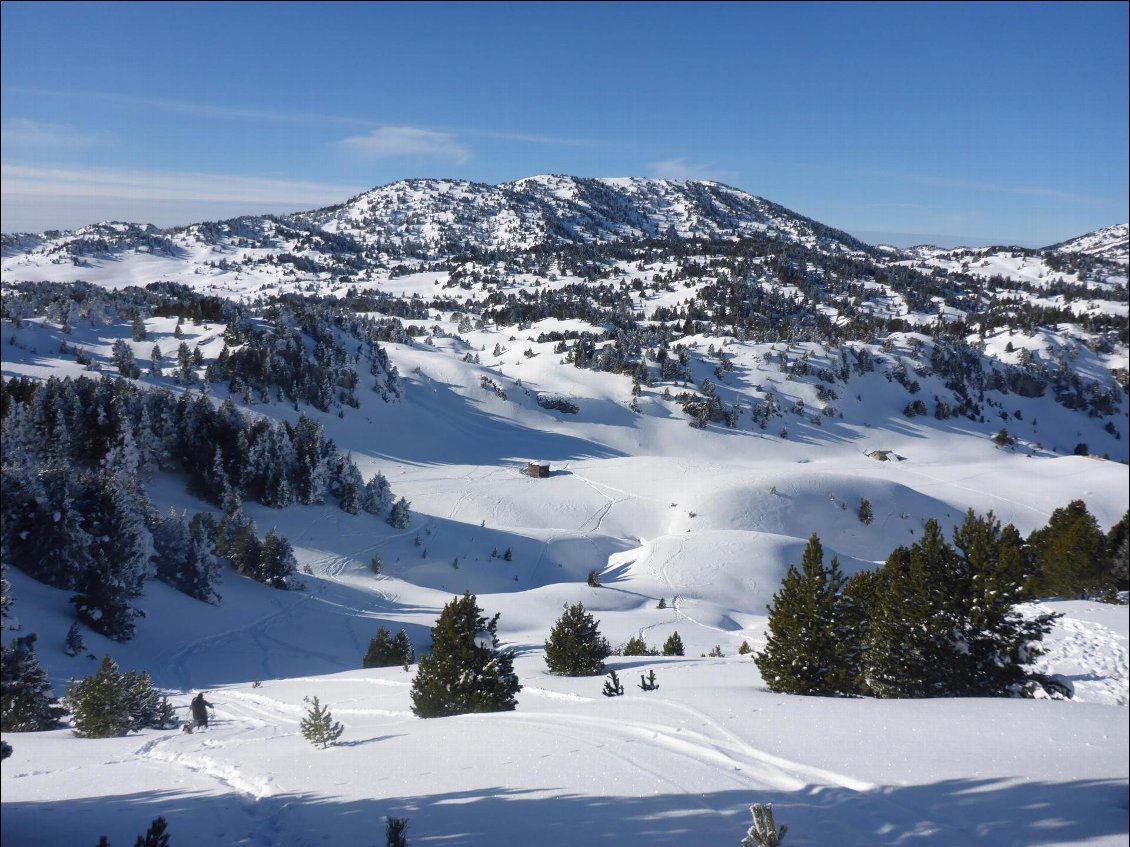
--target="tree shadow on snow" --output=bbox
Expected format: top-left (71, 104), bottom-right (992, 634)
top-left (3, 775), bottom-right (1125, 847)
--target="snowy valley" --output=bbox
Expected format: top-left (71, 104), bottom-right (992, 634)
top-left (1, 177), bottom-right (1127, 847)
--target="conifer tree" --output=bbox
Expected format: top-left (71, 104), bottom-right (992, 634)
top-left (386, 817), bottom-right (410, 847)
top-left (602, 669), bottom-right (624, 697)
top-left (362, 472), bottom-right (393, 516)
top-left (65, 655), bottom-right (134, 738)
top-left (865, 521), bottom-right (958, 698)
top-left (544, 602), bottom-right (612, 676)
top-left (134, 816), bottom-right (170, 847)
top-left (300, 696), bottom-right (344, 748)
top-left (622, 635), bottom-right (651, 656)
top-left (1027, 500), bottom-right (1111, 598)
top-left (661, 632), bottom-right (685, 656)
top-left (70, 471), bottom-right (152, 641)
top-left (363, 626), bottom-right (412, 668)
top-left (1, 633), bottom-right (64, 731)
top-left (755, 534), bottom-right (857, 696)
top-left (387, 497), bottom-right (412, 529)
top-left (410, 593), bottom-right (520, 718)
top-left (257, 528), bottom-right (297, 590)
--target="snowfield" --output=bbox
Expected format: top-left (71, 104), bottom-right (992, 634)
top-left (2, 196), bottom-right (1128, 846)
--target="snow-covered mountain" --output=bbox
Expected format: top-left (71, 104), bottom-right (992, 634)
top-left (303, 175), bottom-right (874, 256)
top-left (1048, 223), bottom-right (1130, 266)
top-left (1, 178), bottom-right (1127, 847)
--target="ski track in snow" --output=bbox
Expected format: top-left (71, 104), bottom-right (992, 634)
top-left (1030, 605), bottom-right (1130, 705)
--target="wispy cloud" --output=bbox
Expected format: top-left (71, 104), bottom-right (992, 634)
top-left (3, 86), bottom-right (373, 127)
top-left (1, 164), bottom-right (361, 206)
top-left (335, 126), bottom-right (470, 162)
top-left (1, 118), bottom-right (105, 148)
top-left (475, 129), bottom-right (594, 148)
top-left (866, 168), bottom-right (1108, 206)
top-left (649, 158), bottom-right (738, 184)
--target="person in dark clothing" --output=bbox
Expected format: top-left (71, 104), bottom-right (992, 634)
top-left (190, 692), bottom-right (214, 729)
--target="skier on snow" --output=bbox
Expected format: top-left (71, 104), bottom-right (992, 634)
top-left (190, 692), bottom-right (214, 729)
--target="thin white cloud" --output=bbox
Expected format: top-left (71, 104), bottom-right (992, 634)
top-left (649, 158), bottom-right (738, 184)
top-left (336, 126), bottom-right (470, 162)
top-left (1, 164), bottom-right (361, 206)
top-left (476, 129), bottom-right (593, 148)
top-left (4, 86), bottom-right (372, 127)
top-left (1, 118), bottom-right (104, 148)
top-left (864, 168), bottom-right (1108, 206)
top-left (1, 164), bottom-right (368, 231)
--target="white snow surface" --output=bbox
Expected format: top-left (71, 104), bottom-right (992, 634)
top-left (2, 210), bottom-right (1129, 846)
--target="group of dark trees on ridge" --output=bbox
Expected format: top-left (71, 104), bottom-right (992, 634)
top-left (757, 503), bottom-right (1128, 698)
top-left (0, 372), bottom-right (408, 639)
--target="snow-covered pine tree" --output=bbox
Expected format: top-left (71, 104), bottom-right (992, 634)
top-left (300, 696), bottom-right (344, 748)
top-left (64, 622), bottom-right (86, 657)
top-left (330, 452), bottom-right (364, 514)
top-left (387, 497), bottom-right (412, 529)
top-left (257, 528), bottom-right (297, 590)
top-left (70, 471), bottom-right (152, 641)
top-left (410, 592), bottom-right (520, 718)
top-left (0, 464), bottom-right (91, 589)
top-left (0, 564), bottom-right (14, 630)
top-left (362, 471), bottom-right (394, 516)
top-left (754, 534), bottom-right (858, 696)
top-left (1, 633), bottom-right (64, 731)
top-left (544, 602), bottom-right (612, 676)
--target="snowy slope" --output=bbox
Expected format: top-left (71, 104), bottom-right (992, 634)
top-left (1049, 224), bottom-right (1130, 266)
top-left (2, 181), bottom-right (1128, 847)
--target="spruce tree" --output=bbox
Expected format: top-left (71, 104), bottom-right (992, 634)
top-left (410, 593), bottom-right (520, 718)
top-left (300, 696), bottom-right (344, 748)
top-left (544, 602), bottom-right (612, 676)
top-left (755, 534), bottom-right (857, 696)
top-left (1, 633), bottom-right (64, 731)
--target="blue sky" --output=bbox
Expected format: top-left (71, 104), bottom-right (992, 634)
top-left (2, 1), bottom-right (1126, 246)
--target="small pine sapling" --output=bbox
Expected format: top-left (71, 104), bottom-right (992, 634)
top-left (386, 816), bottom-right (410, 847)
top-left (708, 645), bottom-right (724, 657)
top-left (134, 815), bottom-right (171, 847)
top-left (858, 497), bottom-right (874, 525)
top-left (639, 670), bottom-right (659, 691)
top-left (738, 641), bottom-right (752, 655)
top-left (300, 696), bottom-right (344, 748)
top-left (602, 669), bottom-right (625, 697)
top-left (741, 803), bottom-right (788, 847)
top-left (64, 622), bottom-right (87, 657)
top-left (656, 597), bottom-right (667, 609)
top-left (370, 553), bottom-right (383, 575)
top-left (503, 547), bottom-right (512, 561)
top-left (587, 568), bottom-right (601, 587)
